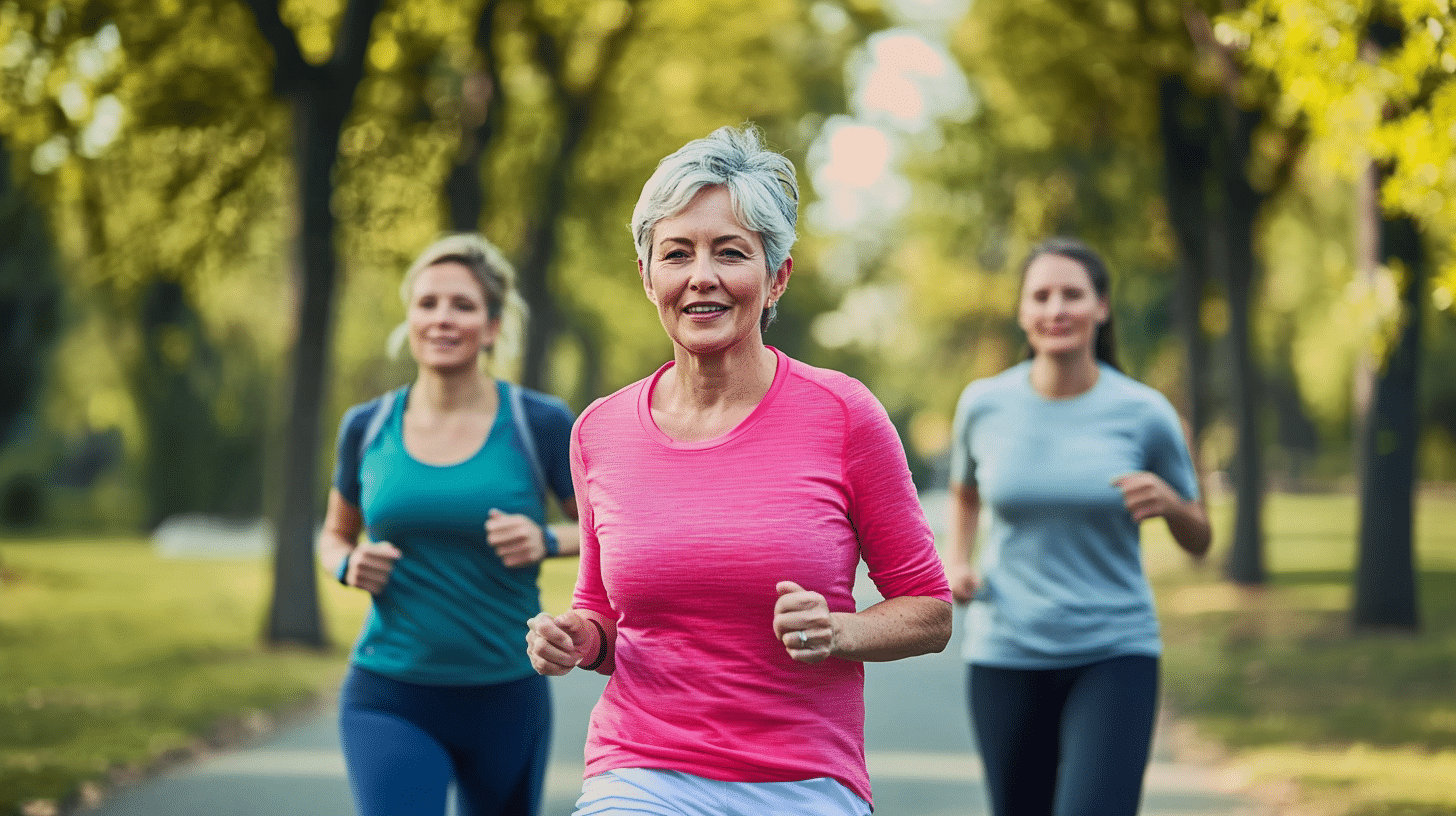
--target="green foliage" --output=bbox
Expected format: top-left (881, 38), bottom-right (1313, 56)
top-left (1223, 0), bottom-right (1456, 315)
top-left (0, 0), bottom-right (287, 529)
top-left (4, 0), bottom-right (1454, 531)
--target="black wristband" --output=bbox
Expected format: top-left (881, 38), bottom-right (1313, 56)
top-left (579, 619), bottom-right (609, 671)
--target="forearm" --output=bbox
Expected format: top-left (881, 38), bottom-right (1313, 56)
top-left (318, 490), bottom-right (364, 578)
top-left (947, 517), bottom-right (977, 567)
top-left (317, 531), bottom-right (356, 576)
top-left (548, 522), bottom-right (581, 558)
top-left (1165, 498), bottom-right (1211, 559)
top-left (547, 497), bottom-right (582, 558)
top-left (946, 482), bottom-right (980, 566)
top-left (829, 595), bottom-right (951, 662)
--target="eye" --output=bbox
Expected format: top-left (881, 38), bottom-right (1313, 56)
top-left (721, 248), bottom-right (747, 259)
top-left (452, 296), bottom-right (478, 311)
top-left (662, 249), bottom-right (688, 261)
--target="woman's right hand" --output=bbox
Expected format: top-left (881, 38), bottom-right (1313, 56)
top-left (946, 561), bottom-right (981, 604)
top-left (526, 611), bottom-right (598, 676)
top-left (343, 541), bottom-right (403, 594)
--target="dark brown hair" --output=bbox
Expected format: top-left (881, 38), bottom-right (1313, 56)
top-left (1018, 236), bottom-right (1121, 371)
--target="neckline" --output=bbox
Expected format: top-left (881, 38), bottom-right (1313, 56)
top-left (637, 347), bottom-right (789, 450)
top-left (398, 380), bottom-right (508, 468)
top-left (1021, 360), bottom-right (1108, 404)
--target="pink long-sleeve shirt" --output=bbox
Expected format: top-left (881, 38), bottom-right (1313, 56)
top-left (569, 348), bottom-right (952, 807)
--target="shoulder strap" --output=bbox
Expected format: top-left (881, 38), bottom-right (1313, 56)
top-left (506, 382), bottom-right (549, 502)
top-left (358, 387), bottom-right (402, 466)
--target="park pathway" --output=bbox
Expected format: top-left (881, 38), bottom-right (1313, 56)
top-left (76, 493), bottom-right (1263, 816)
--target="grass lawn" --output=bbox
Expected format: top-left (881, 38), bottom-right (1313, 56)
top-left (0, 537), bottom-right (579, 816)
top-left (1148, 489), bottom-right (1456, 816)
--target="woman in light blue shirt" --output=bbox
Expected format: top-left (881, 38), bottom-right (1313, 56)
top-left (946, 237), bottom-right (1211, 816)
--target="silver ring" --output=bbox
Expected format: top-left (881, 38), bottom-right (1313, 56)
top-left (797, 630), bottom-right (808, 646)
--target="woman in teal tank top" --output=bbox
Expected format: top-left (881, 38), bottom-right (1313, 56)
top-left (317, 234), bottom-right (580, 816)
top-left (946, 238), bottom-right (1212, 816)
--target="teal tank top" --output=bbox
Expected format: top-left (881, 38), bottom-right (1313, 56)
top-left (352, 381), bottom-right (547, 685)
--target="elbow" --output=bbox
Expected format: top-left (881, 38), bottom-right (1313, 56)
top-left (927, 600), bottom-right (953, 654)
top-left (1180, 525), bottom-right (1213, 562)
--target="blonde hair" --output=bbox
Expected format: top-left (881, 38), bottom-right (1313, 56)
top-left (387, 233), bottom-right (529, 372)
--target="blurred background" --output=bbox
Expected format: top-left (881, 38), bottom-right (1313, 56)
top-left (6, 0), bottom-right (1454, 618)
top-left (1, 0), bottom-right (1454, 811)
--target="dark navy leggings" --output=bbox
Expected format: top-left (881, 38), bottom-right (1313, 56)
top-left (968, 655), bottom-right (1159, 816)
top-left (339, 666), bottom-right (551, 816)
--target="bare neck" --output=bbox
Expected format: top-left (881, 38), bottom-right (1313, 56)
top-left (411, 367), bottom-right (497, 415)
top-left (1028, 351), bottom-right (1101, 400)
top-left (653, 344), bottom-right (778, 441)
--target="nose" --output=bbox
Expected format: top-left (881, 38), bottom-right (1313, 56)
top-left (687, 257), bottom-right (719, 292)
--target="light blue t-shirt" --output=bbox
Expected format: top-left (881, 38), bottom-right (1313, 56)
top-left (336, 382), bottom-right (566, 685)
top-left (949, 361), bottom-right (1200, 669)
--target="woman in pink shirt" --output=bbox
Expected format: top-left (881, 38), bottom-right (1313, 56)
top-left (525, 125), bottom-right (952, 816)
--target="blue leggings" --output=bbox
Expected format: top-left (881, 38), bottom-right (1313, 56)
top-left (968, 655), bottom-right (1158, 816)
top-left (339, 666), bottom-right (551, 816)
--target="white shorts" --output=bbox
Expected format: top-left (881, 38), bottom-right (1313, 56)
top-left (573, 768), bottom-right (872, 816)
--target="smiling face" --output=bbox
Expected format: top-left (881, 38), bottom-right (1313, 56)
top-left (642, 185), bottom-right (790, 358)
top-left (407, 260), bottom-right (500, 373)
top-left (1018, 252), bottom-right (1109, 361)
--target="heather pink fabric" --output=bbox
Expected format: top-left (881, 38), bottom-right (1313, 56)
top-left (569, 348), bottom-right (952, 807)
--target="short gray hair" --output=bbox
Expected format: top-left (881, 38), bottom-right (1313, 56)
top-left (388, 233), bottom-right (528, 368)
top-left (630, 124), bottom-right (799, 331)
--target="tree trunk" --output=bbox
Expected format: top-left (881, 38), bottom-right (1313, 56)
top-left (265, 93), bottom-right (341, 648)
top-left (1157, 74), bottom-right (1215, 442)
top-left (245, 0), bottom-right (384, 648)
top-left (1218, 102), bottom-right (1267, 585)
top-left (444, 0), bottom-right (506, 233)
top-left (1352, 212), bottom-right (1424, 631)
top-left (516, 4), bottom-right (641, 391)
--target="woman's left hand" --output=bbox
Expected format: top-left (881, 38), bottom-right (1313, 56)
top-left (773, 581), bottom-right (835, 665)
top-left (485, 509), bottom-right (546, 566)
top-left (1112, 472), bottom-right (1183, 522)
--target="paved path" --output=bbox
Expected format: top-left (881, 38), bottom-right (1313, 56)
top-left (75, 605), bottom-right (1259, 816)
top-left (77, 493), bottom-right (1260, 815)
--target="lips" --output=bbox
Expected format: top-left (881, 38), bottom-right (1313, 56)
top-left (683, 304), bottom-right (729, 315)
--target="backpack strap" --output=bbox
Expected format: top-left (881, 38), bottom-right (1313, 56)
top-left (506, 381), bottom-right (563, 556)
top-left (506, 381), bottom-right (549, 502)
top-left (358, 387), bottom-right (403, 465)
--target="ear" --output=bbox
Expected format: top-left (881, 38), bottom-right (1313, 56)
top-left (480, 315), bottom-right (503, 352)
top-left (1095, 296), bottom-right (1110, 325)
top-left (768, 257), bottom-right (792, 304)
top-left (640, 258), bottom-right (656, 304)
